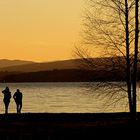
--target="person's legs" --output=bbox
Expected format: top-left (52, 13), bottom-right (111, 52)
top-left (5, 102), bottom-right (9, 114)
top-left (19, 102), bottom-right (22, 113)
top-left (16, 104), bottom-right (19, 113)
top-left (5, 105), bottom-right (8, 114)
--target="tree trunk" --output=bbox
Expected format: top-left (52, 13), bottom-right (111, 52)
top-left (125, 0), bottom-right (133, 114)
top-left (132, 0), bottom-right (139, 120)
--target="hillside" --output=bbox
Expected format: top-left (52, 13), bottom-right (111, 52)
top-left (0, 69), bottom-right (126, 82)
top-left (0, 57), bottom-right (140, 82)
top-left (0, 59), bottom-right (83, 72)
top-left (0, 59), bottom-right (35, 68)
top-left (0, 57), bottom-right (126, 72)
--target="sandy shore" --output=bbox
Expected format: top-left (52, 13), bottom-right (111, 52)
top-left (0, 112), bottom-right (139, 140)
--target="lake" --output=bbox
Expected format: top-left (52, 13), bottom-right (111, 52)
top-left (0, 82), bottom-right (140, 114)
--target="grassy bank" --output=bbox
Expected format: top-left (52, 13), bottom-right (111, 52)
top-left (0, 112), bottom-right (139, 140)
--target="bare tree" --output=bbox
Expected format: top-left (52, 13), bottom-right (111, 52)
top-left (76, 0), bottom-right (139, 119)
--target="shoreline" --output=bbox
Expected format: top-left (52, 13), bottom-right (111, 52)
top-left (0, 112), bottom-right (139, 139)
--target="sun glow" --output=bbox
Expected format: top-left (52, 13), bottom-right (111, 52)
top-left (0, 0), bottom-right (84, 62)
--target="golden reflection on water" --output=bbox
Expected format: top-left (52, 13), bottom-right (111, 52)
top-left (0, 82), bottom-right (139, 114)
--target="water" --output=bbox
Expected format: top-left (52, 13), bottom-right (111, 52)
top-left (0, 82), bottom-right (139, 114)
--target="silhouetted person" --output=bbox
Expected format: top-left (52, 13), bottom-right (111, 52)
top-left (2, 86), bottom-right (11, 114)
top-left (13, 89), bottom-right (23, 114)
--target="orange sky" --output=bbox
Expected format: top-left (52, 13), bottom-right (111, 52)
top-left (0, 0), bottom-right (84, 62)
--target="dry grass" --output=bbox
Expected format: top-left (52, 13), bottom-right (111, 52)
top-left (0, 112), bottom-right (139, 140)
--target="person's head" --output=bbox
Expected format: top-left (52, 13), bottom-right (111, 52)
top-left (17, 89), bottom-right (20, 92)
top-left (5, 86), bottom-right (9, 91)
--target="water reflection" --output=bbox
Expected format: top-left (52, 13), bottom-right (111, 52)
top-left (0, 82), bottom-right (139, 113)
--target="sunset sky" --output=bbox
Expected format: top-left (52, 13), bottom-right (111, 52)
top-left (0, 0), bottom-right (84, 62)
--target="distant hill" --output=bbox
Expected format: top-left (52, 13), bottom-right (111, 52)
top-left (0, 57), bottom-right (125, 72)
top-left (0, 59), bottom-right (83, 72)
top-left (0, 59), bottom-right (35, 68)
top-left (0, 69), bottom-right (126, 82)
top-left (0, 57), bottom-right (140, 82)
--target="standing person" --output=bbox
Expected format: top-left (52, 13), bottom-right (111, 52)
top-left (2, 86), bottom-right (11, 114)
top-left (13, 89), bottom-right (23, 114)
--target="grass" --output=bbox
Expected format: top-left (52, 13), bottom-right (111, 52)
top-left (0, 112), bottom-right (139, 140)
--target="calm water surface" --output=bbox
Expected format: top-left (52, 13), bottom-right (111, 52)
top-left (0, 82), bottom-right (140, 114)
